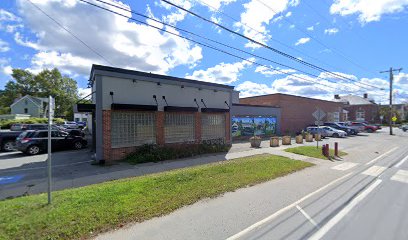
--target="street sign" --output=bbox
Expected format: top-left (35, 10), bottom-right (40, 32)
top-left (315, 121), bottom-right (323, 125)
top-left (312, 108), bottom-right (326, 121)
top-left (392, 116), bottom-right (397, 122)
top-left (380, 115), bottom-right (384, 120)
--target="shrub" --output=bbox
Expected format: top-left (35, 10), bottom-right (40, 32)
top-left (0, 118), bottom-right (65, 129)
top-left (126, 143), bottom-right (231, 164)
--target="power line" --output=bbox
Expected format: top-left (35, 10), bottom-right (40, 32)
top-left (77, 0), bottom-right (348, 93)
top-left (27, 0), bottom-right (113, 66)
top-left (160, 0), bottom-right (384, 91)
top-left (253, 0), bottom-right (375, 77)
top-left (193, 0), bottom-right (340, 72)
top-left (91, 0), bottom-right (366, 92)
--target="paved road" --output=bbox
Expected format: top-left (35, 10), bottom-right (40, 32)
top-left (0, 127), bottom-right (369, 200)
top-left (96, 128), bottom-right (408, 240)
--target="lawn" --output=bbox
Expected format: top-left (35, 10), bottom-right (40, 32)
top-left (0, 154), bottom-right (313, 240)
top-left (284, 146), bottom-right (347, 160)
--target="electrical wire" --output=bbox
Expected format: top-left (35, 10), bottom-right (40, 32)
top-left (77, 0), bottom-right (348, 93)
top-left (160, 0), bottom-right (384, 91)
top-left (91, 0), bottom-right (368, 92)
top-left (27, 0), bottom-right (113, 66)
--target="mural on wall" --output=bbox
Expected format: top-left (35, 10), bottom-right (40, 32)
top-left (232, 116), bottom-right (277, 137)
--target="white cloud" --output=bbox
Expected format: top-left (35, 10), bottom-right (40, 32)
top-left (0, 39), bottom-right (10, 52)
top-left (285, 11), bottom-right (292, 17)
top-left (307, 26), bottom-right (314, 31)
top-left (255, 65), bottom-right (296, 76)
top-left (235, 0), bottom-right (293, 48)
top-left (199, 0), bottom-right (237, 11)
top-left (395, 72), bottom-right (408, 86)
top-left (324, 28), bottom-right (339, 35)
top-left (289, 24), bottom-right (295, 29)
top-left (295, 37), bottom-right (311, 45)
top-left (78, 87), bottom-right (92, 98)
top-left (185, 59), bottom-right (254, 84)
top-left (330, 0), bottom-right (408, 24)
top-left (0, 9), bottom-right (21, 22)
top-left (236, 81), bottom-right (275, 98)
top-left (0, 58), bottom-right (13, 82)
top-left (12, 0), bottom-right (202, 78)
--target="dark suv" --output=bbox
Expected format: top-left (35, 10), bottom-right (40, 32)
top-left (324, 122), bottom-right (357, 135)
top-left (16, 130), bottom-right (87, 155)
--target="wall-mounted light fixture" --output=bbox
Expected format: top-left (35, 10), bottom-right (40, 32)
top-left (153, 95), bottom-right (158, 105)
top-left (110, 92), bottom-right (114, 103)
top-left (181, 85), bottom-right (185, 88)
top-left (201, 99), bottom-right (207, 108)
top-left (132, 79), bottom-right (137, 83)
top-left (162, 96), bottom-right (168, 106)
top-left (157, 82), bottom-right (161, 86)
top-left (224, 101), bottom-right (230, 109)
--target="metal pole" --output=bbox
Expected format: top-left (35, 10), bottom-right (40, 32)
top-left (389, 67), bottom-right (393, 135)
top-left (47, 95), bottom-right (52, 204)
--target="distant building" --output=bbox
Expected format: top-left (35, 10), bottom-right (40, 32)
top-left (392, 104), bottom-right (408, 121)
top-left (334, 93), bottom-right (380, 123)
top-left (10, 95), bottom-right (49, 118)
top-left (240, 93), bottom-right (345, 134)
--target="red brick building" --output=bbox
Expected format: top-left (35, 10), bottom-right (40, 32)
top-left (240, 93), bottom-right (345, 134)
top-left (334, 94), bottom-right (380, 123)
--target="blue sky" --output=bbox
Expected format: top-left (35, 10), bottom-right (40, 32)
top-left (0, 0), bottom-right (407, 103)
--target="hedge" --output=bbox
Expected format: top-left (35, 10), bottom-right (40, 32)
top-left (0, 118), bottom-right (65, 129)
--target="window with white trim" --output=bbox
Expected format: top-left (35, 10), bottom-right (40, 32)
top-left (356, 110), bottom-right (365, 121)
top-left (201, 113), bottom-right (226, 140)
top-left (164, 113), bottom-right (195, 143)
top-left (111, 111), bottom-right (156, 148)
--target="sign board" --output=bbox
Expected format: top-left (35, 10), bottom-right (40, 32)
top-left (380, 115), bottom-right (384, 120)
top-left (392, 116), bottom-right (397, 122)
top-left (312, 108), bottom-right (326, 121)
top-left (315, 121), bottom-right (323, 126)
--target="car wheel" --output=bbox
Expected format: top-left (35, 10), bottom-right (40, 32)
top-left (2, 141), bottom-right (14, 152)
top-left (27, 145), bottom-right (41, 155)
top-left (73, 141), bottom-right (83, 150)
top-left (367, 128), bottom-right (373, 133)
top-left (333, 133), bottom-right (339, 138)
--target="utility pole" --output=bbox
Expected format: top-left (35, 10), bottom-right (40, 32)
top-left (380, 67), bottom-right (402, 135)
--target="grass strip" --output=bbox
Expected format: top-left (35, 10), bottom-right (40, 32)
top-left (0, 154), bottom-right (313, 240)
top-left (284, 146), bottom-right (347, 160)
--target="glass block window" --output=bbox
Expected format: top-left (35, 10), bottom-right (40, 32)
top-left (165, 113), bottom-right (195, 143)
top-left (201, 113), bottom-right (226, 140)
top-left (111, 111), bottom-right (156, 148)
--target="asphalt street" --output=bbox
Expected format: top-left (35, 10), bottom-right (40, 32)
top-left (95, 128), bottom-right (408, 240)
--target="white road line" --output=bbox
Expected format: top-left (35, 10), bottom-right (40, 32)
top-left (309, 179), bottom-right (382, 240)
top-left (361, 166), bottom-right (387, 177)
top-left (365, 147), bottom-right (398, 165)
top-left (296, 205), bottom-right (319, 228)
top-left (331, 162), bottom-right (359, 171)
top-left (225, 172), bottom-right (353, 240)
top-left (391, 170), bottom-right (408, 184)
top-left (395, 155), bottom-right (408, 168)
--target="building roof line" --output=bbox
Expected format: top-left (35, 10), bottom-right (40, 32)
top-left (89, 64), bottom-right (235, 90)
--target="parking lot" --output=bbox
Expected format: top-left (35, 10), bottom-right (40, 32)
top-left (0, 127), bottom-right (406, 200)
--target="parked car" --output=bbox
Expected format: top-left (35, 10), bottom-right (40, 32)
top-left (61, 121), bottom-right (80, 129)
top-left (321, 126), bottom-right (347, 138)
top-left (0, 131), bottom-right (22, 151)
top-left (324, 122), bottom-right (357, 135)
top-left (15, 130), bottom-right (88, 155)
top-left (10, 124), bottom-right (49, 131)
top-left (305, 126), bottom-right (329, 138)
top-left (402, 124), bottom-right (408, 132)
top-left (350, 122), bottom-right (377, 133)
top-left (344, 122), bottom-right (365, 132)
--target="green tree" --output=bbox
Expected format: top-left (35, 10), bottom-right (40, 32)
top-left (0, 68), bottom-right (79, 119)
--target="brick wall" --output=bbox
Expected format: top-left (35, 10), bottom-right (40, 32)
top-left (240, 94), bottom-right (345, 134)
top-left (102, 110), bottom-right (230, 161)
top-left (102, 110), bottom-right (111, 160)
top-left (344, 104), bottom-right (380, 123)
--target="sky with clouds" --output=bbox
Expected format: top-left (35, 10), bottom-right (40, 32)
top-left (0, 0), bottom-right (407, 103)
